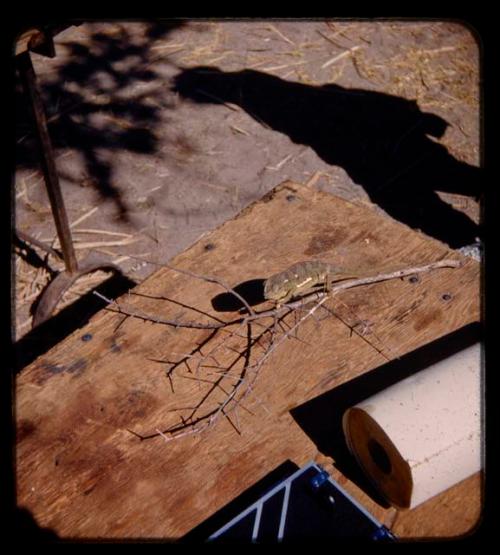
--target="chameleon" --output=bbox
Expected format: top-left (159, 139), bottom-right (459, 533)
top-left (264, 260), bottom-right (357, 305)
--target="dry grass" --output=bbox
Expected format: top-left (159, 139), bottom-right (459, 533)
top-left (14, 21), bottom-right (479, 340)
top-left (14, 207), bottom-right (142, 337)
top-left (351, 42), bottom-right (478, 108)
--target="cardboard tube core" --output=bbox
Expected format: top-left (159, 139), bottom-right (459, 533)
top-left (343, 342), bottom-right (481, 509)
top-left (344, 407), bottom-right (413, 508)
top-left (367, 439), bottom-right (392, 475)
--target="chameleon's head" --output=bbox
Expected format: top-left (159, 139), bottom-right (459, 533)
top-left (263, 275), bottom-right (289, 302)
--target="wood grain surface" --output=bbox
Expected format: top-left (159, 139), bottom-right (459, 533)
top-left (15, 181), bottom-right (482, 539)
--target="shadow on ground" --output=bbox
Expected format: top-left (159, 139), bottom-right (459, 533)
top-left (174, 66), bottom-right (482, 249)
top-left (15, 21), bottom-right (184, 222)
top-left (211, 278), bottom-right (266, 312)
top-left (14, 507), bottom-right (60, 543)
top-left (14, 270), bottom-right (136, 371)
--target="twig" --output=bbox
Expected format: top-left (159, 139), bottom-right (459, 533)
top-left (16, 178), bottom-right (29, 200)
top-left (70, 206), bottom-right (99, 229)
top-left (266, 259), bottom-right (463, 311)
top-left (72, 228), bottom-right (134, 238)
top-left (93, 291), bottom-right (226, 329)
top-left (317, 30), bottom-right (346, 49)
top-left (304, 171), bottom-right (325, 188)
top-left (321, 303), bottom-right (391, 361)
top-left (230, 125), bottom-right (250, 136)
top-left (221, 408), bottom-right (241, 435)
top-left (98, 258), bottom-right (462, 442)
top-left (262, 60), bottom-right (308, 72)
top-left (155, 428), bottom-right (174, 443)
top-left (150, 42), bottom-right (186, 51)
top-left (418, 46), bottom-right (457, 55)
top-left (207, 52), bottom-right (234, 65)
top-left (132, 291), bottom-right (227, 324)
top-left (16, 230), bottom-right (63, 260)
top-left (162, 263), bottom-right (256, 317)
top-left (265, 153), bottom-right (294, 171)
top-left (321, 46), bottom-right (361, 69)
top-left (74, 238), bottom-right (140, 249)
top-left (95, 259), bottom-right (461, 331)
top-left (267, 24), bottom-right (295, 46)
top-left (112, 255), bottom-right (130, 265)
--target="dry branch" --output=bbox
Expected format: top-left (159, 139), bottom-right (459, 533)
top-left (94, 257), bottom-right (462, 442)
top-left (266, 24), bottom-right (295, 46)
top-left (321, 45), bottom-right (362, 69)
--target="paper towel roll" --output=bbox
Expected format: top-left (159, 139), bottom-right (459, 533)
top-left (342, 342), bottom-right (482, 509)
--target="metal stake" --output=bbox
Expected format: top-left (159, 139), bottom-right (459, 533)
top-left (16, 46), bottom-right (121, 327)
top-left (17, 50), bottom-right (78, 275)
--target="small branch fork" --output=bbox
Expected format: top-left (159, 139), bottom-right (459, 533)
top-left (94, 259), bottom-right (462, 442)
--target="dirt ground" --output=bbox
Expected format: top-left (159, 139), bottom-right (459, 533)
top-left (14, 19), bottom-right (481, 348)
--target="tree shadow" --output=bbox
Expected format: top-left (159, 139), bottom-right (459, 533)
top-left (15, 21), bottom-right (185, 223)
top-left (173, 66), bottom-right (481, 249)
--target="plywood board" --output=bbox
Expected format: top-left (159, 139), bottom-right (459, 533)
top-left (15, 181), bottom-right (481, 539)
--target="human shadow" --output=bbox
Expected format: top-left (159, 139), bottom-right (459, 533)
top-left (15, 21), bottom-right (184, 222)
top-left (173, 66), bottom-right (481, 248)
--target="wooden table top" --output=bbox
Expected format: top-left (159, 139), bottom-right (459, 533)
top-left (15, 181), bottom-right (481, 539)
